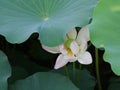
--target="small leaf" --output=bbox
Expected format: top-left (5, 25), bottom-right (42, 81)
top-left (0, 51), bottom-right (11, 90)
top-left (9, 72), bottom-right (79, 90)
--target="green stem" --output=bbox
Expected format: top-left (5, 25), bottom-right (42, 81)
top-left (95, 48), bottom-right (102, 90)
top-left (79, 64), bottom-right (82, 71)
top-left (78, 64), bottom-right (82, 83)
top-left (64, 65), bottom-right (69, 78)
top-left (73, 62), bottom-right (76, 81)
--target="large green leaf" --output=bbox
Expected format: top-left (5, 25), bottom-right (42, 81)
top-left (51, 65), bottom-right (96, 90)
top-left (78, 69), bottom-right (96, 90)
top-left (89, 0), bottom-right (120, 75)
top-left (0, 0), bottom-right (98, 46)
top-left (0, 51), bottom-right (11, 90)
top-left (9, 72), bottom-right (79, 90)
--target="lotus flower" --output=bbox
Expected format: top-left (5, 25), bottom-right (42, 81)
top-left (42, 26), bottom-right (92, 69)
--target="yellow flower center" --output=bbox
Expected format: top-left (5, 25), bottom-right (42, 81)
top-left (64, 46), bottom-right (73, 57)
top-left (64, 39), bottom-right (74, 57)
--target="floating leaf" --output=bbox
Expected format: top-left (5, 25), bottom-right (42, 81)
top-left (78, 69), bottom-right (96, 90)
top-left (0, 51), bottom-right (11, 90)
top-left (89, 0), bottom-right (120, 75)
top-left (9, 72), bottom-right (79, 90)
top-left (51, 66), bottom-right (96, 90)
top-left (0, 0), bottom-right (98, 46)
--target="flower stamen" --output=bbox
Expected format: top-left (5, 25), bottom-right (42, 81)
top-left (64, 46), bottom-right (73, 57)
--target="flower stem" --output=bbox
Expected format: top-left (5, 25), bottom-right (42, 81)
top-left (95, 48), bottom-right (102, 90)
top-left (73, 62), bottom-right (76, 81)
top-left (79, 64), bottom-right (82, 71)
top-left (78, 64), bottom-right (82, 83)
top-left (64, 65), bottom-right (69, 78)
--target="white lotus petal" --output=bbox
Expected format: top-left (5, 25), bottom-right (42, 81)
top-left (54, 54), bottom-right (69, 69)
top-left (77, 51), bottom-right (92, 64)
top-left (69, 58), bottom-right (77, 62)
top-left (79, 42), bottom-right (88, 54)
top-left (59, 44), bottom-right (67, 55)
top-left (77, 26), bottom-right (90, 44)
top-left (63, 55), bottom-right (77, 62)
top-left (65, 28), bottom-right (77, 40)
top-left (42, 45), bottom-right (60, 54)
top-left (70, 41), bottom-right (79, 54)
